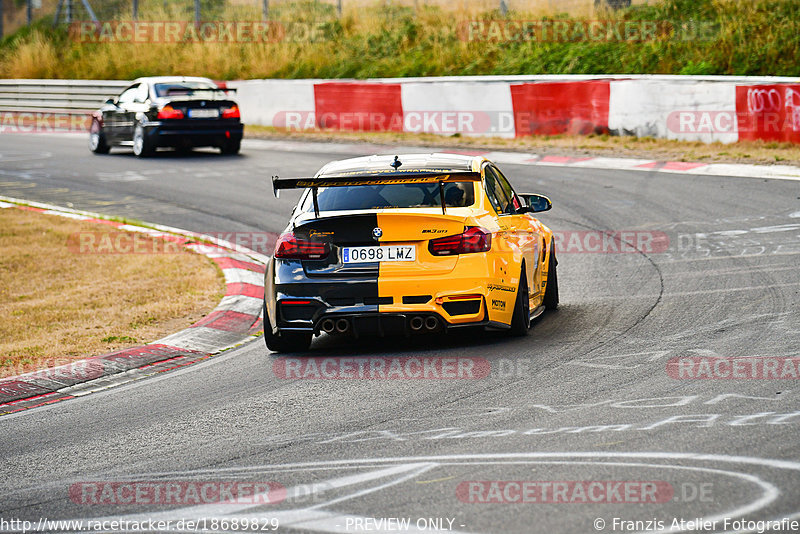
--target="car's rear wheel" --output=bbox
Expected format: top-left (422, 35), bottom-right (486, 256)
top-left (263, 304), bottom-right (312, 352)
top-left (132, 123), bottom-right (155, 157)
top-left (89, 120), bottom-right (110, 154)
top-left (543, 241), bottom-right (559, 310)
top-left (220, 139), bottom-right (241, 155)
top-left (509, 267), bottom-right (531, 336)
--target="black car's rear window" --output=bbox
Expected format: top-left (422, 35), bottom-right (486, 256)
top-left (303, 182), bottom-right (475, 212)
top-left (154, 82), bottom-right (219, 97)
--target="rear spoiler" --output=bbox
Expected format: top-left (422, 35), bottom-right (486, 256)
top-left (271, 170), bottom-right (481, 196)
top-left (271, 170), bottom-right (482, 217)
top-left (165, 87), bottom-right (237, 95)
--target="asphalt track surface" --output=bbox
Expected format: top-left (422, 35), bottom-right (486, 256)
top-left (1, 134), bottom-right (799, 534)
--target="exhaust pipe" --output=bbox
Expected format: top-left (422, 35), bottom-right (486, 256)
top-left (321, 318), bottom-right (336, 334)
top-left (424, 316), bottom-right (439, 331)
top-left (335, 318), bottom-right (350, 333)
top-left (409, 316), bottom-right (424, 331)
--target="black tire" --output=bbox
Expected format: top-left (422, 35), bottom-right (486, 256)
top-left (88, 120), bottom-right (110, 154)
top-left (509, 267), bottom-right (531, 336)
top-left (132, 123), bottom-right (155, 157)
top-left (220, 139), bottom-right (241, 155)
top-left (543, 241), bottom-right (559, 310)
top-left (263, 304), bottom-right (312, 352)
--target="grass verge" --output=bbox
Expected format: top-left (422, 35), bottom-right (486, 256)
top-left (0, 207), bottom-right (225, 379)
top-left (246, 126), bottom-right (800, 167)
top-left (0, 0), bottom-right (798, 79)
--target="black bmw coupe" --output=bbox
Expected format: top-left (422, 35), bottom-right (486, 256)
top-left (89, 76), bottom-right (243, 157)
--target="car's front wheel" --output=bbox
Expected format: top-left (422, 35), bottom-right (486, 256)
top-left (88, 120), bottom-right (110, 154)
top-left (132, 123), bottom-right (155, 157)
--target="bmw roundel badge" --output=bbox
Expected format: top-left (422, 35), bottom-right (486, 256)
top-left (372, 227), bottom-right (383, 240)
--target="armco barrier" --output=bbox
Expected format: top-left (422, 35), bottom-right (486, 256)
top-left (0, 79), bottom-right (128, 114)
top-left (3, 75), bottom-right (800, 144)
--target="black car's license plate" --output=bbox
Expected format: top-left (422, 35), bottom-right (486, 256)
top-left (188, 109), bottom-right (220, 118)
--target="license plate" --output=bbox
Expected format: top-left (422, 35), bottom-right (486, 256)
top-left (188, 108), bottom-right (219, 118)
top-left (342, 246), bottom-right (415, 264)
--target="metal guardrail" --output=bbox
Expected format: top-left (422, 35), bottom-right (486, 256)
top-left (0, 79), bottom-right (130, 114)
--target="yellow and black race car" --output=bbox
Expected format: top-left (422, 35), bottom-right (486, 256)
top-left (263, 153), bottom-right (558, 352)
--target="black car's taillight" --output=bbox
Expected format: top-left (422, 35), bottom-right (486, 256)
top-left (157, 105), bottom-right (184, 119)
top-left (221, 105), bottom-right (240, 119)
top-left (274, 233), bottom-right (330, 260)
top-left (428, 227), bottom-right (492, 256)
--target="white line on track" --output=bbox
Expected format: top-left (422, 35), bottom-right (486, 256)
top-left (53, 452), bottom-right (800, 534)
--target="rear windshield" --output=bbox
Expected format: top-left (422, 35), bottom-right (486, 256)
top-left (154, 82), bottom-right (219, 97)
top-left (302, 182), bottom-right (475, 212)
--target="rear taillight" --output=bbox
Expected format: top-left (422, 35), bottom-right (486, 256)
top-left (274, 233), bottom-right (330, 260)
top-left (157, 105), bottom-right (184, 119)
top-left (222, 105), bottom-right (240, 119)
top-left (428, 227), bottom-right (492, 256)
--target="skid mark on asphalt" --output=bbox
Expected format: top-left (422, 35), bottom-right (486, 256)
top-left (0, 151), bottom-right (53, 163)
top-left (582, 281), bottom-right (800, 300)
top-left (96, 171), bottom-right (149, 182)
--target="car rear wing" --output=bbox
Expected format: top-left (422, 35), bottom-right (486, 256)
top-left (271, 170), bottom-right (482, 216)
top-left (165, 88), bottom-right (237, 95)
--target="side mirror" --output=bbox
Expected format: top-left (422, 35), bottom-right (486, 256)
top-left (104, 98), bottom-right (116, 106)
top-left (518, 194), bottom-right (552, 213)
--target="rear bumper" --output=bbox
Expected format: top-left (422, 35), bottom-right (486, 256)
top-left (144, 121), bottom-right (243, 147)
top-left (279, 308), bottom-right (490, 337)
top-left (265, 258), bottom-right (501, 337)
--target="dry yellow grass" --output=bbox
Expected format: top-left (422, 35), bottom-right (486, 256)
top-left (0, 2), bottom-right (603, 79)
top-left (247, 126), bottom-right (800, 167)
top-left (0, 208), bottom-right (225, 379)
top-left (1, 32), bottom-right (60, 79)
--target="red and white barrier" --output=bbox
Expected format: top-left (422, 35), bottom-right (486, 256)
top-left (3, 76), bottom-right (799, 144)
top-left (231, 79), bottom-right (316, 128)
top-left (736, 84), bottom-right (800, 144)
top-left (512, 80), bottom-right (609, 136)
top-left (608, 79), bottom-right (738, 144)
top-left (229, 75), bottom-right (800, 144)
top-left (402, 81), bottom-right (516, 138)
